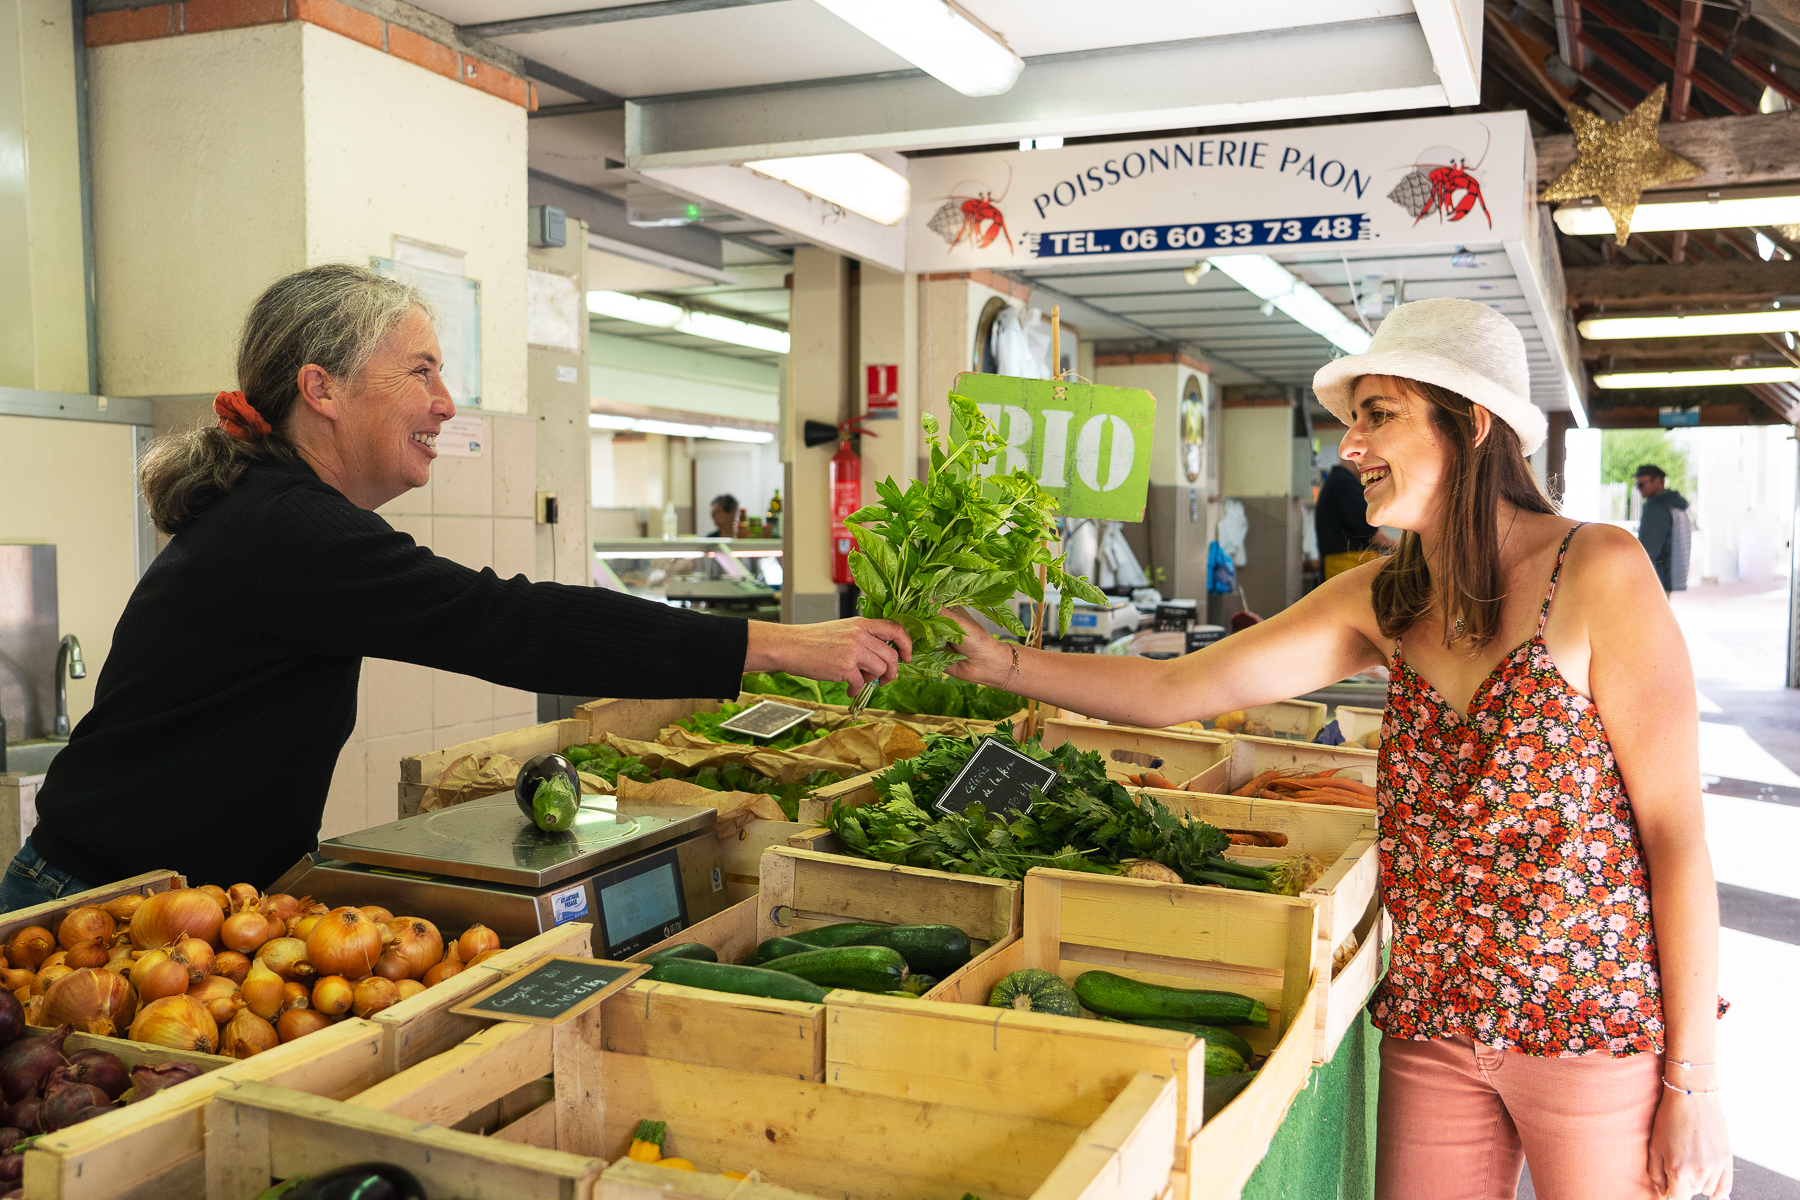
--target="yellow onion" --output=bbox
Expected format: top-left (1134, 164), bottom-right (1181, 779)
top-left (383, 919), bottom-right (443, 981)
top-left (129, 949), bottom-right (169, 992)
top-left (174, 937), bottom-right (214, 982)
top-left (456, 925), bottom-right (500, 963)
top-left (226, 883), bottom-right (259, 910)
top-left (220, 910), bottom-right (279, 955)
top-left (394, 979), bottom-right (425, 1002)
top-left (254, 938), bottom-right (314, 983)
top-left (130, 889), bottom-right (223, 950)
top-left (136, 956), bottom-right (190, 1004)
top-left (196, 884), bottom-right (230, 913)
top-left (222, 1009), bottom-right (278, 1059)
top-left (104, 940), bottom-right (136, 975)
top-left (212, 951), bottom-right (251, 985)
top-left (40, 950), bottom-right (66, 972)
top-left (358, 906), bottom-right (394, 926)
top-left (0, 968), bottom-right (35, 994)
top-left (280, 982), bottom-right (310, 1013)
top-left (240, 960), bottom-right (284, 1021)
top-left (258, 894), bottom-right (308, 927)
top-left (289, 914), bottom-right (323, 941)
top-left (310, 976), bottom-right (353, 1016)
top-left (63, 940), bottom-right (110, 970)
top-left (351, 976), bottom-right (400, 1019)
top-left (100, 893), bottom-right (146, 923)
top-left (373, 951), bottom-right (410, 982)
top-left (306, 910), bottom-right (381, 980)
top-left (466, 949), bottom-right (503, 968)
top-left (56, 907), bottom-right (116, 951)
top-left (188, 975), bottom-right (245, 1025)
top-left (42, 967), bottom-right (137, 1037)
top-left (130, 994), bottom-right (217, 1054)
top-left (33, 964), bottom-right (72, 995)
top-left (5, 927), bottom-right (55, 971)
top-left (276, 1008), bottom-right (333, 1042)
top-left (421, 945), bottom-right (463, 987)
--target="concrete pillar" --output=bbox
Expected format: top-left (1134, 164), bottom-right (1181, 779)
top-left (783, 247), bottom-right (850, 623)
top-left (1220, 391), bottom-right (1305, 618)
top-left (0, 0), bottom-right (90, 392)
top-left (527, 221), bottom-right (592, 587)
top-left (916, 270), bottom-right (1032, 476)
top-left (857, 263), bottom-right (919, 486)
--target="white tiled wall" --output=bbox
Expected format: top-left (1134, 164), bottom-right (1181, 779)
top-left (319, 411), bottom-right (541, 839)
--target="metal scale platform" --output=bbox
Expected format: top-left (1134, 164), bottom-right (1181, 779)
top-left (269, 794), bottom-right (730, 958)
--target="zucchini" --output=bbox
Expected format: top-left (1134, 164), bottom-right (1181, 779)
top-left (1073, 971), bottom-right (1268, 1028)
top-left (644, 958), bottom-right (827, 1004)
top-left (782, 922), bottom-right (887, 948)
top-left (758, 946), bottom-right (908, 993)
top-left (1203, 1071), bottom-right (1258, 1121)
top-left (1116, 1018), bottom-right (1256, 1062)
top-left (898, 974), bottom-right (938, 997)
top-left (840, 925), bottom-right (971, 979)
top-left (644, 942), bottom-right (717, 964)
top-left (747, 936), bottom-right (816, 965)
top-left (987, 969), bottom-right (1081, 1018)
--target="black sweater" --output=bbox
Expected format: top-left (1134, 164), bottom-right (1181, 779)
top-left (1314, 464), bottom-right (1380, 557)
top-left (32, 459), bottom-right (748, 890)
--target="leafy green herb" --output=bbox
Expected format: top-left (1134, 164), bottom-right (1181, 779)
top-left (741, 671), bottom-right (851, 706)
top-left (684, 765), bottom-right (841, 821)
top-left (847, 394), bottom-right (1107, 678)
top-left (823, 730), bottom-right (1303, 894)
top-left (563, 743), bottom-right (653, 785)
top-left (742, 671), bottom-right (1024, 722)
top-left (676, 702), bottom-right (830, 751)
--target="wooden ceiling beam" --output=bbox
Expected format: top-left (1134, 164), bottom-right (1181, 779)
top-left (1637, 0), bottom-right (1800, 107)
top-left (1565, 258), bottom-right (1800, 304)
top-left (1573, 0), bottom-right (1754, 115)
top-left (1536, 108), bottom-right (1800, 190)
top-left (1671, 0), bottom-right (1702, 119)
top-left (1576, 30), bottom-right (1663, 101)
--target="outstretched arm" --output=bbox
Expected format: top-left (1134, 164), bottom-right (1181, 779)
top-left (946, 565), bottom-right (1386, 727)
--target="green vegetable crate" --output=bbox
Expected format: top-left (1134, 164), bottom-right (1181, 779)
top-left (605, 846), bottom-right (1022, 1082)
top-left (867, 868), bottom-right (1327, 1200)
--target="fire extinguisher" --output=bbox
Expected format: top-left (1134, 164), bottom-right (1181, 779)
top-left (828, 418), bottom-right (876, 585)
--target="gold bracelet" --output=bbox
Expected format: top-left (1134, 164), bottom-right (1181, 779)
top-left (1006, 643), bottom-right (1020, 686)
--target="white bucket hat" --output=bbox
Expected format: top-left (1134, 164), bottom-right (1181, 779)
top-left (1311, 297), bottom-right (1546, 455)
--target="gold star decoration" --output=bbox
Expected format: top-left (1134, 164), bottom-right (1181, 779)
top-left (1540, 84), bottom-right (1703, 246)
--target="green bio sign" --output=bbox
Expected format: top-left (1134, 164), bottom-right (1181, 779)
top-left (950, 372), bottom-right (1156, 521)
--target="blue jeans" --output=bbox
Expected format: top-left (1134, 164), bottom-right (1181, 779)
top-left (0, 841), bottom-right (91, 915)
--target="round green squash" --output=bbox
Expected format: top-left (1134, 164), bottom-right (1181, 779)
top-left (987, 969), bottom-right (1081, 1017)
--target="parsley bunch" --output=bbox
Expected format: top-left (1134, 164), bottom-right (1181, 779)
top-left (822, 731), bottom-right (1304, 893)
top-left (846, 394), bottom-right (1107, 679)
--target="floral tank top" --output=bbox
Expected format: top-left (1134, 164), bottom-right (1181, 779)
top-left (1371, 526), bottom-right (1666, 1057)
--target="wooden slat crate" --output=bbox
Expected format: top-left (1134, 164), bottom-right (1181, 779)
top-left (1040, 719), bottom-right (1233, 784)
top-left (594, 1063), bottom-right (1178, 1200)
top-left (205, 1080), bottom-right (603, 1200)
top-left (925, 869), bottom-right (1326, 1200)
top-left (0, 868), bottom-right (182, 933)
top-left (1333, 704), bottom-right (1385, 748)
top-left (1171, 698), bottom-right (1328, 742)
top-left (397, 717), bottom-right (593, 815)
top-left (602, 846), bottom-right (1021, 1082)
top-left (1179, 733), bottom-right (1379, 798)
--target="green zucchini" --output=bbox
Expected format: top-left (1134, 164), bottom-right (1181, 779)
top-left (782, 922), bottom-right (887, 948)
top-left (643, 942), bottom-right (717, 964)
top-left (1073, 971), bottom-right (1268, 1028)
top-left (839, 925), bottom-right (971, 979)
top-left (747, 936), bottom-right (817, 965)
top-left (1116, 1018), bottom-right (1256, 1062)
top-left (1203, 1071), bottom-right (1258, 1121)
top-left (898, 974), bottom-right (938, 997)
top-left (987, 969), bottom-right (1081, 1017)
top-left (644, 957), bottom-right (828, 1003)
top-left (759, 946), bottom-right (908, 993)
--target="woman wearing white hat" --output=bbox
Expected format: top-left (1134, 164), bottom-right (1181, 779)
top-left (946, 298), bottom-right (1729, 1200)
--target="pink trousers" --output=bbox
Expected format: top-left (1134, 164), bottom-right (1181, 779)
top-left (1376, 1034), bottom-right (1664, 1200)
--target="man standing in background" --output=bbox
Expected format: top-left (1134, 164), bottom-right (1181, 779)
top-left (1634, 464), bottom-right (1691, 595)
top-left (1314, 462), bottom-right (1395, 579)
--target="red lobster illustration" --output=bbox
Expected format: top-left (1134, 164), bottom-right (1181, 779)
top-left (1415, 157), bottom-right (1490, 227)
top-left (951, 192), bottom-right (1012, 252)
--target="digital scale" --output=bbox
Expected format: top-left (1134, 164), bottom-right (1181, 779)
top-left (269, 794), bottom-right (730, 959)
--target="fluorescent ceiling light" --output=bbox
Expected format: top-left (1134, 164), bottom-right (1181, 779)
top-left (746, 154), bottom-right (910, 226)
top-left (1593, 366), bottom-right (1800, 388)
top-left (811, 0), bottom-right (1024, 97)
top-left (1579, 310), bottom-right (1800, 339)
top-left (1552, 194), bottom-right (1800, 236)
top-left (587, 413), bottom-right (776, 443)
top-left (1206, 254), bottom-right (1372, 354)
top-left (587, 291), bottom-right (791, 354)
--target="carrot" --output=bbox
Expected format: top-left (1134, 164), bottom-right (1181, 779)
top-left (1232, 770), bottom-right (1282, 798)
top-left (1141, 771), bottom-right (1177, 790)
top-left (1308, 776), bottom-right (1376, 798)
top-left (1227, 833), bottom-right (1260, 846)
top-left (1289, 789), bottom-right (1377, 809)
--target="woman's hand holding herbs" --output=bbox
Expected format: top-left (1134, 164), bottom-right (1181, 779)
top-left (744, 617), bottom-right (914, 688)
top-left (941, 608), bottom-right (1018, 691)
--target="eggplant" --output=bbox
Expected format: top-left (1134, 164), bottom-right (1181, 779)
top-left (255, 1163), bottom-right (427, 1200)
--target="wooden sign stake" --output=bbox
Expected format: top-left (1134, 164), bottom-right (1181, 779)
top-left (1023, 307), bottom-right (1064, 743)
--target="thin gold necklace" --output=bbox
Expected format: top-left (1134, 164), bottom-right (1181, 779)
top-left (1450, 508), bottom-right (1520, 640)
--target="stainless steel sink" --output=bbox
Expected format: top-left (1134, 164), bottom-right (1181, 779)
top-left (2, 740), bottom-right (67, 776)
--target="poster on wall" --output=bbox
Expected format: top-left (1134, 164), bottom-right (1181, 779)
top-left (372, 257), bottom-right (483, 407)
top-left (905, 112), bottom-right (1530, 272)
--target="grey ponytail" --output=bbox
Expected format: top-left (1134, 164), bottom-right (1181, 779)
top-left (141, 264), bottom-right (428, 535)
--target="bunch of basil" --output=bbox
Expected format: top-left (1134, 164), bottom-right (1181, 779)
top-left (846, 393), bottom-right (1107, 678)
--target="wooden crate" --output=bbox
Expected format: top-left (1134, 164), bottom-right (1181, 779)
top-left (601, 846), bottom-right (1021, 1083)
top-left (24, 1017), bottom-right (386, 1200)
top-left (397, 717), bottom-right (593, 815)
top-left (1180, 733), bottom-right (1379, 796)
top-left (926, 868), bottom-right (1326, 1200)
top-left (205, 1080), bottom-right (603, 1200)
top-left (1041, 719), bottom-right (1233, 784)
top-left (0, 868), bottom-right (182, 934)
top-left (594, 1067), bottom-right (1178, 1200)
top-left (1333, 704), bottom-right (1385, 748)
top-left (1176, 698), bottom-right (1327, 742)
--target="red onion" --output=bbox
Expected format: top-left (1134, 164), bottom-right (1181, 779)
top-left (126, 1061), bottom-right (203, 1102)
top-left (0, 991), bottom-right (24, 1047)
top-left (3, 1099), bottom-right (39, 1133)
top-left (0, 1153), bottom-right (17, 1184)
top-left (58, 1050), bottom-right (129, 1100)
top-left (0, 1129), bottom-right (18, 1154)
top-left (38, 1082), bottom-right (109, 1131)
top-left (0, 1025), bottom-right (69, 1103)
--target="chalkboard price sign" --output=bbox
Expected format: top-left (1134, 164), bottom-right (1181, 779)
top-left (718, 699), bottom-right (814, 740)
top-left (449, 956), bottom-right (649, 1025)
top-left (932, 738), bottom-right (1060, 819)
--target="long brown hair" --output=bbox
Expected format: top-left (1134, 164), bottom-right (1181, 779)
top-left (1368, 377), bottom-right (1557, 651)
top-left (140, 264), bottom-right (425, 535)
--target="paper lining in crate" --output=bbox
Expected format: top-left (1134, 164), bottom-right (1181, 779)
top-left (21, 921), bottom-right (593, 1200)
top-left (604, 846), bottom-right (1021, 1082)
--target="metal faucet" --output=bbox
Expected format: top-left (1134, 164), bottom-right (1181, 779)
top-left (53, 635), bottom-right (85, 738)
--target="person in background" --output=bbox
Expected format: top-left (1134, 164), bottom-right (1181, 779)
top-left (1634, 464), bottom-right (1691, 596)
top-left (1315, 458), bottom-right (1397, 579)
top-left (708, 494), bottom-right (739, 538)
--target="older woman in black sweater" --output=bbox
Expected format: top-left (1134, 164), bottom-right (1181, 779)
top-left (5, 264), bottom-right (908, 901)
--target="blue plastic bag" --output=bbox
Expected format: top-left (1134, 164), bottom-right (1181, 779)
top-left (1207, 542), bottom-right (1236, 595)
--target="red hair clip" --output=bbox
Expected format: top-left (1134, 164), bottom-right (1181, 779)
top-left (214, 391), bottom-right (272, 440)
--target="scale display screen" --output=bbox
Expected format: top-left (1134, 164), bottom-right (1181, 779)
top-left (595, 845), bottom-right (688, 958)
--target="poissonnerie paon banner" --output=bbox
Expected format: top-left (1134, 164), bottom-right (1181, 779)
top-left (904, 112), bottom-right (1531, 272)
